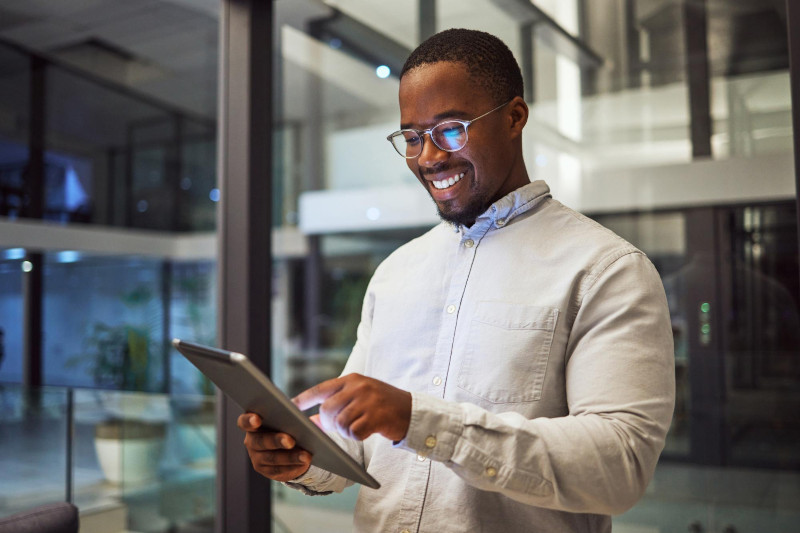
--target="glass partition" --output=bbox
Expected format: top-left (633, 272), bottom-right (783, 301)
top-left (0, 385), bottom-right (216, 531)
top-left (0, 386), bottom-right (69, 518)
top-left (43, 254), bottom-right (167, 391)
top-left (0, 251), bottom-right (24, 383)
top-left (0, 44), bottom-right (30, 220)
top-left (272, 0), bottom-right (798, 531)
top-left (0, 1), bottom-right (219, 528)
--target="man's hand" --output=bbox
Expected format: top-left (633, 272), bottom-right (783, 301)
top-left (237, 413), bottom-right (312, 482)
top-left (293, 373), bottom-right (412, 442)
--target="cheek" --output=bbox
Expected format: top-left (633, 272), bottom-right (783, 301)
top-left (406, 160), bottom-right (422, 177)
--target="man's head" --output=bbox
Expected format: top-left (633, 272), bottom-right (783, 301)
top-left (395, 29), bottom-right (529, 227)
top-left (400, 28), bottom-right (524, 105)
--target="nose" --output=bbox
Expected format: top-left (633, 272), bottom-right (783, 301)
top-left (417, 132), bottom-right (449, 168)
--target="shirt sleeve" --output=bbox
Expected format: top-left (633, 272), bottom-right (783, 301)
top-left (395, 251), bottom-right (675, 515)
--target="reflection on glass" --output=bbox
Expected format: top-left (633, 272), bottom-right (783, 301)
top-left (0, 42), bottom-right (218, 231)
top-left (0, 44), bottom-right (30, 220)
top-left (170, 261), bottom-right (217, 395)
top-left (593, 212), bottom-right (691, 456)
top-left (69, 388), bottom-right (215, 531)
top-left (0, 254), bottom-right (23, 383)
top-left (726, 204), bottom-right (800, 468)
top-left (43, 255), bottom-right (167, 391)
top-left (0, 386), bottom-right (68, 518)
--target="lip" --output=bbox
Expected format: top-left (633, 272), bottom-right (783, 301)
top-left (425, 170), bottom-right (468, 201)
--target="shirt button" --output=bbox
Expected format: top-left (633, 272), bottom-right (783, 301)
top-left (485, 466), bottom-right (497, 478)
top-left (446, 304), bottom-right (456, 314)
top-left (401, 530), bottom-right (411, 533)
top-left (496, 218), bottom-right (506, 227)
top-left (425, 436), bottom-right (437, 449)
top-left (432, 376), bottom-right (442, 386)
top-left (464, 239), bottom-right (475, 248)
top-left (417, 454), bottom-right (427, 462)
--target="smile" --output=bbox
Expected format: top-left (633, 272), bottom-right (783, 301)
top-left (432, 172), bottom-right (465, 190)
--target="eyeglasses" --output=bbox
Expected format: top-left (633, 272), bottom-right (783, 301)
top-left (386, 100), bottom-right (511, 159)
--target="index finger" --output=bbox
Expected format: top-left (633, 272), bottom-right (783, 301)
top-left (292, 377), bottom-right (345, 411)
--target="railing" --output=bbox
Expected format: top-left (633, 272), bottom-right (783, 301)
top-left (0, 384), bottom-right (216, 532)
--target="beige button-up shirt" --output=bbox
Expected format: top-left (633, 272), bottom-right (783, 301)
top-left (288, 181), bottom-right (675, 533)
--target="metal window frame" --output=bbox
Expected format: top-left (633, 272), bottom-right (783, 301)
top-left (216, 0), bottom-right (274, 532)
top-left (788, 0), bottom-right (800, 258)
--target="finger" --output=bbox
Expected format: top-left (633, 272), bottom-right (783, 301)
top-left (348, 415), bottom-right (373, 441)
top-left (245, 431), bottom-right (296, 451)
top-left (250, 448), bottom-right (311, 467)
top-left (237, 412), bottom-right (262, 431)
top-left (293, 377), bottom-right (346, 411)
top-left (316, 390), bottom-right (357, 435)
top-left (309, 414), bottom-right (322, 429)
top-left (334, 402), bottom-right (367, 440)
top-left (255, 464), bottom-right (311, 483)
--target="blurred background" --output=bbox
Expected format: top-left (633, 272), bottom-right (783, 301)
top-left (0, 0), bottom-right (798, 532)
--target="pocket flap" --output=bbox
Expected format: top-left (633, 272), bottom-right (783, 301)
top-left (472, 301), bottom-right (558, 331)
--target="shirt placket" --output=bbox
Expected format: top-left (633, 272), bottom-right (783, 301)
top-left (395, 225), bottom-right (488, 533)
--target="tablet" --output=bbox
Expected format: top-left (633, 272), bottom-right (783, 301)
top-left (172, 339), bottom-right (380, 489)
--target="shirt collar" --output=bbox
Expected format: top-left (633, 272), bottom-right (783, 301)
top-left (452, 180), bottom-right (551, 237)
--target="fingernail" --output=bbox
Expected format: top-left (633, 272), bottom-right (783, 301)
top-left (298, 452), bottom-right (310, 463)
top-left (281, 436), bottom-right (293, 449)
top-left (249, 414), bottom-right (258, 426)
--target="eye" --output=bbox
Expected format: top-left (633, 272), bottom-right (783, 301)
top-left (402, 131), bottom-right (421, 145)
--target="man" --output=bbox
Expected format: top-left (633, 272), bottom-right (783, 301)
top-left (239, 28), bottom-right (675, 532)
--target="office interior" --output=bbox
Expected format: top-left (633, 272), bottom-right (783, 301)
top-left (0, 0), bottom-right (798, 531)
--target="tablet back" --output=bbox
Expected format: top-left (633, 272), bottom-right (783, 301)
top-left (173, 339), bottom-right (380, 489)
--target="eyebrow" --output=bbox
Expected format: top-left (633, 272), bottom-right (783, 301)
top-left (400, 108), bottom-right (471, 130)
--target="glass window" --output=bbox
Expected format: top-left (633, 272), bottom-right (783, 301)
top-left (0, 251), bottom-right (24, 383)
top-left (0, 44), bottom-right (30, 220)
top-left (273, 1), bottom-right (799, 531)
top-left (0, 1), bottom-right (219, 529)
top-left (169, 260), bottom-right (217, 395)
top-left (0, 386), bottom-right (69, 518)
top-left (43, 254), bottom-right (167, 391)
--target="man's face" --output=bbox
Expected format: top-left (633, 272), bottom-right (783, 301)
top-left (398, 61), bottom-right (524, 227)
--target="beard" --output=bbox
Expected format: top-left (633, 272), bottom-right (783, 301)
top-left (419, 162), bottom-right (493, 228)
top-left (435, 198), bottom-right (492, 227)
top-left (431, 178), bottom-right (493, 228)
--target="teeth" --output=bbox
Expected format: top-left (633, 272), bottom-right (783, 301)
top-left (433, 172), bottom-right (464, 190)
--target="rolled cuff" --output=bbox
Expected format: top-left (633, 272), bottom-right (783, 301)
top-left (282, 465), bottom-right (338, 495)
top-left (393, 392), bottom-right (464, 463)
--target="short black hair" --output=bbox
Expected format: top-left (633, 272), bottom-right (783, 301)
top-left (400, 28), bottom-right (524, 104)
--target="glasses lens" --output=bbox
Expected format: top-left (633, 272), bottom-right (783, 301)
top-left (390, 131), bottom-right (422, 158)
top-left (432, 122), bottom-right (467, 151)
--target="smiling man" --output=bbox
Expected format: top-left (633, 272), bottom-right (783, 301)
top-left (239, 29), bottom-right (675, 533)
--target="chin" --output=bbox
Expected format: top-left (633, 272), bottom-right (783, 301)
top-left (436, 205), bottom-right (480, 228)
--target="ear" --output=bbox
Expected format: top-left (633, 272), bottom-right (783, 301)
top-left (507, 96), bottom-right (528, 140)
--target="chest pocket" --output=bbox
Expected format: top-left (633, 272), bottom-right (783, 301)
top-left (457, 302), bottom-right (559, 403)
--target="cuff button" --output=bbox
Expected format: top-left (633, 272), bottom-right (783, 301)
top-left (485, 466), bottom-right (497, 478)
top-left (424, 436), bottom-right (437, 449)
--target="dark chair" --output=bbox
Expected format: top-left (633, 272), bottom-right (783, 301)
top-left (0, 502), bottom-right (79, 533)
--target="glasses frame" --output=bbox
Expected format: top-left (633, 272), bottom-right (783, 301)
top-left (386, 99), bottom-right (512, 159)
